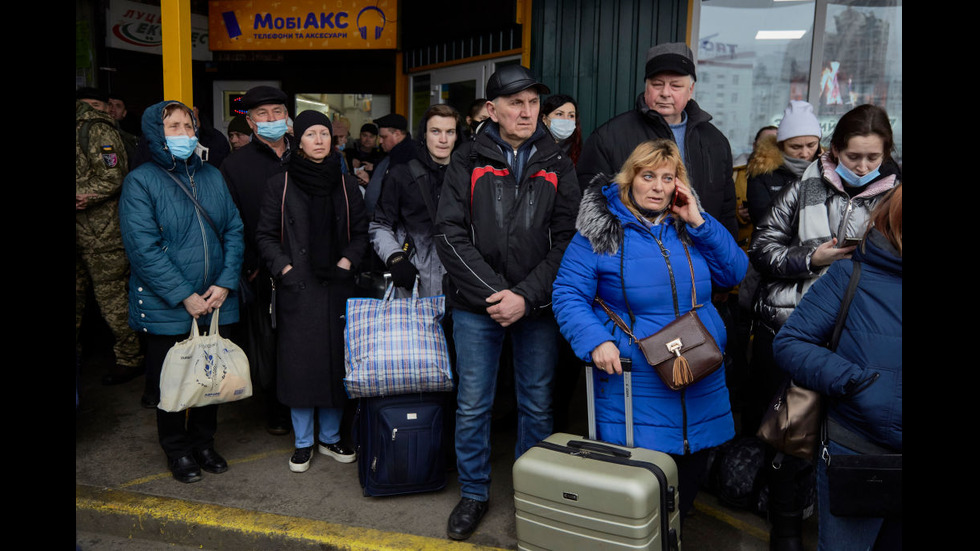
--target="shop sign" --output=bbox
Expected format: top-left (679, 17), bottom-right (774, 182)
top-left (107, 0), bottom-right (212, 61)
top-left (209, 0), bottom-right (397, 51)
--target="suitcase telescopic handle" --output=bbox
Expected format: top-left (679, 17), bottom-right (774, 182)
top-left (566, 440), bottom-right (632, 458)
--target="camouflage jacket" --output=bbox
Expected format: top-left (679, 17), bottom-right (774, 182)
top-left (76, 100), bottom-right (128, 211)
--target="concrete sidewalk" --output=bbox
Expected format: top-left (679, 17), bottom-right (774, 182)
top-left (75, 356), bottom-right (814, 550)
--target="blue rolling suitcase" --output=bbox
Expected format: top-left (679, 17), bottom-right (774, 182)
top-left (353, 392), bottom-right (448, 497)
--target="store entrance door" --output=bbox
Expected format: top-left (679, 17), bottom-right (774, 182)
top-left (410, 55), bottom-right (521, 130)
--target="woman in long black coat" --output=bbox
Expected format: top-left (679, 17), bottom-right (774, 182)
top-left (255, 110), bottom-right (369, 473)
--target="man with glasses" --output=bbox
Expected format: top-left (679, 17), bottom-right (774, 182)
top-left (219, 85), bottom-right (293, 436)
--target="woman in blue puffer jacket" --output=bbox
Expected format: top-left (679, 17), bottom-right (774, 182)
top-left (553, 139), bottom-right (747, 519)
top-left (119, 100), bottom-right (245, 484)
top-left (773, 183), bottom-right (902, 550)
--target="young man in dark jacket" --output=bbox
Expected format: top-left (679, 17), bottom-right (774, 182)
top-left (577, 42), bottom-right (738, 239)
top-left (435, 65), bottom-right (581, 541)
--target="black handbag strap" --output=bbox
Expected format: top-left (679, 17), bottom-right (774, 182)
top-left (597, 226), bottom-right (699, 341)
top-left (829, 260), bottom-right (862, 351)
top-left (159, 166), bottom-right (221, 239)
top-left (821, 261), bottom-right (880, 454)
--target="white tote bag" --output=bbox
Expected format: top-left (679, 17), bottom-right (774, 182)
top-left (158, 308), bottom-right (253, 412)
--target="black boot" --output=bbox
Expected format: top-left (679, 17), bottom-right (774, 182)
top-left (769, 510), bottom-right (803, 551)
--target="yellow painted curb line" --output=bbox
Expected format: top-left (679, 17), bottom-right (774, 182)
top-left (76, 484), bottom-right (509, 551)
top-left (693, 500), bottom-right (769, 542)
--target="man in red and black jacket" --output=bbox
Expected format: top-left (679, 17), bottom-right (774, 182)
top-left (434, 65), bottom-right (581, 541)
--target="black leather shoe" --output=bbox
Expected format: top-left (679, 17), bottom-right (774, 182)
top-left (169, 455), bottom-right (202, 483)
top-left (447, 497), bottom-right (488, 541)
top-left (193, 448), bottom-right (228, 474)
top-left (102, 364), bottom-right (145, 386)
top-left (140, 393), bottom-right (159, 409)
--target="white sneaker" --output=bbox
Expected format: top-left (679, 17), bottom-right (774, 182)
top-left (289, 446), bottom-right (313, 472)
top-left (319, 442), bottom-right (357, 463)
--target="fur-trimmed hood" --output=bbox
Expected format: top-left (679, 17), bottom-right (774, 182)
top-left (575, 182), bottom-right (703, 255)
top-left (747, 134), bottom-right (823, 178)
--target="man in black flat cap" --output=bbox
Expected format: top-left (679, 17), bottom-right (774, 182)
top-left (219, 85), bottom-right (294, 436)
top-left (361, 113), bottom-right (413, 218)
top-left (434, 65), bottom-right (581, 541)
top-left (577, 42), bottom-right (737, 239)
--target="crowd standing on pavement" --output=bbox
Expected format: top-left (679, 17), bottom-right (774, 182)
top-left (76, 37), bottom-right (901, 549)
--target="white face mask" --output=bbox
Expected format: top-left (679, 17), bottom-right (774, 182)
top-left (548, 118), bottom-right (576, 140)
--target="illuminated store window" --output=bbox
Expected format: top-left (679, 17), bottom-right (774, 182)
top-left (696, 0), bottom-right (901, 163)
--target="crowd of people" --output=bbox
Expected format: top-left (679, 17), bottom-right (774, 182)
top-left (76, 39), bottom-right (901, 549)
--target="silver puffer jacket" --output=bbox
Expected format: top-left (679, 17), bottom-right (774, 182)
top-left (748, 152), bottom-right (899, 332)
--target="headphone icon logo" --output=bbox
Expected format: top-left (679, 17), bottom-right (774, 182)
top-left (356, 6), bottom-right (386, 40)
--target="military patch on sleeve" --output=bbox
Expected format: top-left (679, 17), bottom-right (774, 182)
top-left (101, 145), bottom-right (119, 168)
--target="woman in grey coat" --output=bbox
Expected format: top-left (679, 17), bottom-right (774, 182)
top-left (255, 110), bottom-right (369, 473)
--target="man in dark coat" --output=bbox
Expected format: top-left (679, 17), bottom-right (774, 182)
top-left (577, 42), bottom-right (738, 239)
top-left (435, 65), bottom-right (581, 541)
top-left (219, 85), bottom-right (294, 435)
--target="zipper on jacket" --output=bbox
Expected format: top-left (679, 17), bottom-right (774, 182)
top-left (186, 164), bottom-right (211, 285)
top-left (836, 198), bottom-right (855, 241)
top-left (681, 389), bottom-right (690, 454)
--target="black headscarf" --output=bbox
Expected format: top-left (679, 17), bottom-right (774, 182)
top-left (288, 110), bottom-right (344, 280)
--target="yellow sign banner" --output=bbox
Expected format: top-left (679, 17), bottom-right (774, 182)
top-left (209, 0), bottom-right (397, 51)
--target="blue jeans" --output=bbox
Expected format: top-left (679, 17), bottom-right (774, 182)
top-left (452, 309), bottom-right (559, 502)
top-left (817, 440), bottom-right (887, 551)
top-left (291, 407), bottom-right (344, 448)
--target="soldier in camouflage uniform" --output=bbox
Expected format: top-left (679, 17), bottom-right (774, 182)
top-left (76, 93), bottom-right (144, 385)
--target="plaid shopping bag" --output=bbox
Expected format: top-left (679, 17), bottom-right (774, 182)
top-left (344, 281), bottom-right (454, 398)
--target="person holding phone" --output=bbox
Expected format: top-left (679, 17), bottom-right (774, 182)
top-left (552, 139), bottom-right (747, 520)
top-left (745, 104), bottom-right (900, 550)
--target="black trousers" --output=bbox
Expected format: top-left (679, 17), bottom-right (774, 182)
top-left (144, 325), bottom-right (231, 461)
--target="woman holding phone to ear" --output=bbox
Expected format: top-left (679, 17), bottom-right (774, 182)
top-left (746, 104), bottom-right (900, 550)
top-left (552, 139), bottom-right (747, 520)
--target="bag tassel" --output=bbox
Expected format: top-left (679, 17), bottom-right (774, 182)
top-left (672, 354), bottom-right (694, 387)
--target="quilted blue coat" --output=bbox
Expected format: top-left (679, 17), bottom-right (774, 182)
top-left (119, 100), bottom-right (245, 336)
top-left (773, 229), bottom-right (902, 452)
top-left (553, 184), bottom-right (747, 455)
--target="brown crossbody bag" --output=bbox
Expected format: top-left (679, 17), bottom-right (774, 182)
top-left (595, 240), bottom-right (723, 391)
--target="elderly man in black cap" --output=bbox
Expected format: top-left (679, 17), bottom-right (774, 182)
top-left (434, 65), bottom-right (581, 541)
top-left (577, 42), bottom-right (737, 239)
top-left (219, 85), bottom-right (294, 436)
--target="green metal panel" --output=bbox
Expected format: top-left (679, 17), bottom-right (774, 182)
top-left (532, 0), bottom-right (688, 138)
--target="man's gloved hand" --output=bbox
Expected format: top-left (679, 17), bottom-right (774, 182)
top-left (387, 253), bottom-right (419, 289)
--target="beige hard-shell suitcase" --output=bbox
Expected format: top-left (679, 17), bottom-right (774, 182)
top-left (513, 362), bottom-right (681, 550)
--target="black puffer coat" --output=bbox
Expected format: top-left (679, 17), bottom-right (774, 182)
top-left (577, 95), bottom-right (737, 238)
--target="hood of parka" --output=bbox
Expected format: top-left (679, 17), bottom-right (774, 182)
top-left (141, 100), bottom-right (202, 172)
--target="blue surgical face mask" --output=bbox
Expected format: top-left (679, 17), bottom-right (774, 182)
top-left (835, 162), bottom-right (881, 187)
top-left (254, 118), bottom-right (288, 141)
top-left (165, 135), bottom-right (199, 160)
top-left (548, 118), bottom-right (576, 141)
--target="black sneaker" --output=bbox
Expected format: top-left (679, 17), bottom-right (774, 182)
top-left (289, 446), bottom-right (313, 473)
top-left (318, 441), bottom-right (357, 463)
top-left (447, 497), bottom-right (489, 540)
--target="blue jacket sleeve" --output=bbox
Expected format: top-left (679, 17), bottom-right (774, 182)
top-left (686, 213), bottom-right (748, 288)
top-left (772, 262), bottom-right (870, 397)
top-left (552, 233), bottom-right (622, 362)
top-left (118, 170), bottom-right (196, 308)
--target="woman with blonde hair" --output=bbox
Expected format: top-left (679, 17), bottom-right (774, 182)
top-left (553, 139), bottom-right (747, 519)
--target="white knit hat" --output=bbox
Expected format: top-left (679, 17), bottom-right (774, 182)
top-left (777, 100), bottom-right (821, 142)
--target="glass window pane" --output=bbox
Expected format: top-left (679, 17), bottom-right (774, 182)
top-left (698, 0), bottom-right (817, 163)
top-left (818, 1), bottom-right (902, 162)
